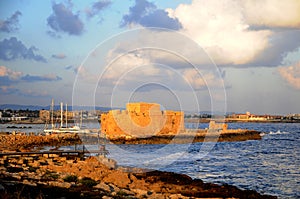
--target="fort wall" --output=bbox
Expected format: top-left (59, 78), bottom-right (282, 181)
top-left (101, 102), bottom-right (184, 139)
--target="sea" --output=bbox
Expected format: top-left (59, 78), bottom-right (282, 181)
top-left (1, 122), bottom-right (299, 198)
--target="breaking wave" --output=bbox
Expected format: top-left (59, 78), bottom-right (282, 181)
top-left (268, 130), bottom-right (290, 135)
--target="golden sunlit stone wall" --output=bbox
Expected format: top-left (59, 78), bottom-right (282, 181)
top-left (101, 102), bottom-right (184, 139)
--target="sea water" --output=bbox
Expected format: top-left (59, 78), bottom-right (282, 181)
top-left (103, 123), bottom-right (299, 198)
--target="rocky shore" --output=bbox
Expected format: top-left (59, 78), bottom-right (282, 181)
top-left (0, 134), bottom-right (276, 199)
top-left (0, 134), bottom-right (81, 152)
top-left (1, 154), bottom-right (276, 199)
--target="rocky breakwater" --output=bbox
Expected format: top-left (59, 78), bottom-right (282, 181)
top-left (0, 133), bottom-right (81, 152)
top-left (106, 128), bottom-right (262, 145)
top-left (0, 155), bottom-right (277, 199)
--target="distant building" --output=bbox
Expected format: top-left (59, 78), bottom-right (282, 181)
top-left (227, 112), bottom-right (284, 121)
top-left (39, 109), bottom-right (75, 122)
top-left (39, 110), bottom-right (50, 121)
top-left (208, 120), bottom-right (228, 132)
top-left (287, 113), bottom-right (300, 120)
top-left (101, 102), bottom-right (184, 139)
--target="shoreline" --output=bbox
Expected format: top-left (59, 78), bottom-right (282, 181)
top-left (185, 118), bottom-right (300, 123)
top-left (0, 128), bottom-right (262, 148)
top-left (0, 134), bottom-right (277, 199)
top-left (0, 156), bottom-right (277, 199)
top-left (1, 118), bottom-right (300, 125)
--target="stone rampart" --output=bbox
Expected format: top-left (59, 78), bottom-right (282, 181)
top-left (101, 102), bottom-right (184, 139)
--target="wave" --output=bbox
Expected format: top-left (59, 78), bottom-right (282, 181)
top-left (268, 130), bottom-right (290, 135)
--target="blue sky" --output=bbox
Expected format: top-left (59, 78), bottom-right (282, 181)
top-left (0, 0), bottom-right (300, 114)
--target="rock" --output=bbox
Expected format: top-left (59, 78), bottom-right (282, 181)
top-left (66, 160), bottom-right (74, 164)
top-left (102, 196), bottom-right (113, 199)
top-left (109, 183), bottom-right (120, 193)
top-left (131, 189), bottom-right (148, 197)
top-left (119, 188), bottom-right (135, 196)
top-left (149, 182), bottom-right (163, 192)
top-left (48, 181), bottom-right (71, 188)
top-left (11, 173), bottom-right (22, 180)
top-left (111, 191), bottom-right (117, 196)
top-left (0, 184), bottom-right (5, 191)
top-left (94, 182), bottom-right (111, 192)
top-left (148, 193), bottom-right (165, 199)
top-left (103, 170), bottom-right (130, 188)
top-left (97, 156), bottom-right (117, 169)
top-left (22, 179), bottom-right (37, 186)
top-left (37, 181), bottom-right (48, 186)
top-left (129, 173), bottom-right (138, 182)
top-left (168, 194), bottom-right (189, 199)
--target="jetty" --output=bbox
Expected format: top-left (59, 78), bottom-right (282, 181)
top-left (0, 149), bottom-right (109, 158)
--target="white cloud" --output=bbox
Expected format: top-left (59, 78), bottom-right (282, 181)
top-left (242, 0), bottom-right (300, 28)
top-left (0, 65), bottom-right (22, 80)
top-left (183, 68), bottom-right (223, 90)
top-left (278, 61), bottom-right (300, 89)
top-left (76, 66), bottom-right (99, 84)
top-left (167, 0), bottom-right (272, 65)
top-left (76, 49), bottom-right (158, 87)
top-left (103, 51), bottom-right (153, 83)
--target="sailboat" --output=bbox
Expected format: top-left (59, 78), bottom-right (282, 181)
top-left (44, 100), bottom-right (89, 134)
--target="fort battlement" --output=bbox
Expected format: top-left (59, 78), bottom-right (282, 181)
top-left (101, 102), bottom-right (184, 139)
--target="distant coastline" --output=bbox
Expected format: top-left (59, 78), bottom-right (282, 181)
top-left (185, 118), bottom-right (300, 123)
top-left (1, 115), bottom-right (300, 124)
top-left (1, 103), bottom-right (299, 124)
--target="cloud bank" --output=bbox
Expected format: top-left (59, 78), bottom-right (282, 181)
top-left (0, 66), bottom-right (61, 97)
top-left (118, 0), bottom-right (300, 67)
top-left (121, 0), bottom-right (182, 30)
top-left (242, 0), bottom-right (300, 28)
top-left (0, 11), bottom-right (22, 33)
top-left (47, 3), bottom-right (84, 36)
top-left (85, 0), bottom-right (111, 18)
top-left (0, 37), bottom-right (47, 62)
top-left (0, 66), bottom-right (61, 85)
top-left (167, 0), bottom-right (272, 65)
top-left (278, 61), bottom-right (300, 89)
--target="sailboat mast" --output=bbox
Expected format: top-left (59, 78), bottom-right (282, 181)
top-left (80, 110), bottom-right (83, 128)
top-left (51, 99), bottom-right (54, 129)
top-left (60, 102), bottom-right (63, 127)
top-left (65, 103), bottom-right (68, 127)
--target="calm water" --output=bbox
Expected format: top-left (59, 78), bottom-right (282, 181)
top-left (1, 122), bottom-right (299, 198)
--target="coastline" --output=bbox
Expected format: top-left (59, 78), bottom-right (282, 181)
top-left (0, 133), bottom-right (277, 198)
top-left (2, 117), bottom-right (300, 125)
top-left (185, 118), bottom-right (300, 123)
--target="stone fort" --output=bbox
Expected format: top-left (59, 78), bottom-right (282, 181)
top-left (101, 102), bottom-right (184, 139)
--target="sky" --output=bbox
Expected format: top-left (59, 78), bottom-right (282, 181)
top-left (0, 0), bottom-right (300, 115)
